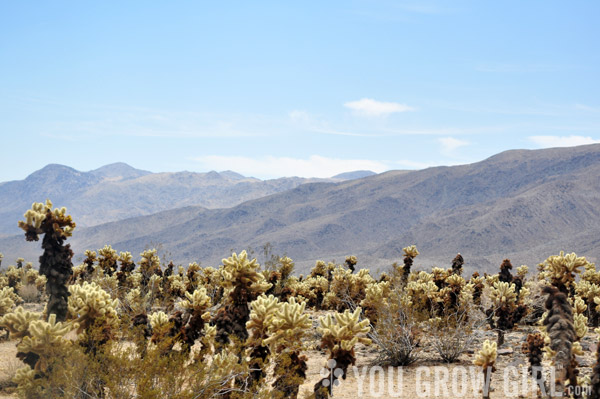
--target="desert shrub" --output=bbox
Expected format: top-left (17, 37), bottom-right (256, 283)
top-left (368, 287), bottom-right (422, 366)
top-left (17, 284), bottom-right (42, 303)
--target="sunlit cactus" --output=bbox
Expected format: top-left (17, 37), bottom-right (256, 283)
top-left (323, 266), bottom-right (374, 311)
top-left (488, 281), bottom-right (519, 345)
top-left (265, 297), bottom-right (311, 399)
top-left (315, 307), bottom-right (371, 398)
top-left (0, 286), bottom-right (17, 316)
top-left (473, 340), bottom-right (497, 399)
top-left (17, 314), bottom-right (72, 373)
top-left (360, 281), bottom-right (390, 325)
top-left (400, 245), bottom-right (419, 283)
top-left (175, 287), bottom-right (212, 350)
top-left (212, 250), bottom-right (272, 345)
top-left (540, 251), bottom-right (589, 294)
top-left (97, 245), bottom-right (119, 276)
top-left (68, 281), bottom-right (118, 354)
top-left (18, 200), bottom-right (76, 321)
top-left (516, 265), bottom-right (529, 279)
top-left (345, 255), bottom-right (357, 273)
top-left (139, 249), bottom-right (162, 292)
top-left (246, 294), bottom-right (280, 387)
top-left (0, 306), bottom-right (41, 342)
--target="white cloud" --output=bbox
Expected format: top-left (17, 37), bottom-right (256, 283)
top-left (191, 155), bottom-right (390, 179)
top-left (438, 137), bottom-right (469, 154)
top-left (344, 98), bottom-right (415, 116)
top-left (529, 135), bottom-right (600, 148)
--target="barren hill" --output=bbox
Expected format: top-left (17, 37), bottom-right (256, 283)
top-left (1, 144), bottom-right (599, 274)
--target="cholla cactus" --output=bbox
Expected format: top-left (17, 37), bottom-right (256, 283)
top-left (68, 281), bottom-right (119, 332)
top-left (0, 286), bottom-right (17, 316)
top-left (577, 280), bottom-right (600, 326)
top-left (499, 259), bottom-right (514, 283)
top-left (400, 245), bottom-right (419, 283)
top-left (540, 251), bottom-right (589, 293)
top-left (0, 252), bottom-right (3, 267)
top-left (139, 249), bottom-right (162, 291)
top-left (542, 285), bottom-right (576, 396)
top-left (470, 272), bottom-right (485, 306)
top-left (246, 295), bottom-right (280, 387)
top-left (98, 245), bottom-right (119, 276)
top-left (176, 287), bottom-right (212, 350)
top-left (315, 307), bottom-right (371, 398)
top-left (488, 281), bottom-right (519, 345)
top-left (473, 340), bottom-right (497, 399)
top-left (323, 267), bottom-right (375, 311)
top-left (360, 281), bottom-right (390, 325)
top-left (521, 333), bottom-right (545, 388)
top-left (149, 311), bottom-right (170, 338)
top-left (212, 251), bottom-right (272, 345)
top-left (17, 314), bottom-right (72, 373)
top-left (68, 281), bottom-right (118, 354)
top-left (18, 200), bottom-right (76, 321)
top-left (345, 255), bottom-right (357, 273)
top-left (451, 253), bottom-right (464, 276)
top-left (0, 306), bottom-right (41, 339)
top-left (265, 297), bottom-right (311, 399)
top-left (116, 251), bottom-right (135, 286)
top-left (517, 265), bottom-right (529, 279)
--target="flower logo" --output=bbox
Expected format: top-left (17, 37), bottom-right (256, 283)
top-left (320, 359), bottom-right (344, 391)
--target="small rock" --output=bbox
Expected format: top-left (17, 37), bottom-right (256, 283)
top-left (497, 348), bottom-right (514, 356)
top-left (576, 356), bottom-right (591, 367)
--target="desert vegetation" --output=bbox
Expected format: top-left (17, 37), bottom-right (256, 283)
top-left (1, 202), bottom-right (600, 398)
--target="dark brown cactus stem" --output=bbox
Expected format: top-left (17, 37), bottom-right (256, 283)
top-left (522, 333), bottom-right (545, 393)
top-left (451, 253), bottom-right (464, 276)
top-left (542, 286), bottom-right (575, 397)
top-left (401, 255), bottom-right (413, 284)
top-left (499, 258), bottom-right (513, 283)
top-left (345, 256), bottom-right (357, 273)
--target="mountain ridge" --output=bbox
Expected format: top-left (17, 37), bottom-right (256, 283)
top-left (2, 144), bottom-right (599, 275)
top-left (0, 163), bottom-right (372, 235)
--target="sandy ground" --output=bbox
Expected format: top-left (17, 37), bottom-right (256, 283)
top-left (1, 313), bottom-right (598, 399)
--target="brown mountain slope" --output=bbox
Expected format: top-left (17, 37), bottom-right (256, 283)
top-left (1, 144), bottom-right (599, 275)
top-left (0, 163), bottom-right (366, 235)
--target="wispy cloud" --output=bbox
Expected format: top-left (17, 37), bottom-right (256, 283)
top-left (438, 137), bottom-right (469, 155)
top-left (190, 155), bottom-right (390, 179)
top-left (529, 135), bottom-right (600, 148)
top-left (344, 98), bottom-right (415, 117)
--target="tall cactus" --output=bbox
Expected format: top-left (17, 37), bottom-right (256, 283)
top-left (542, 286), bottom-right (575, 397)
top-left (18, 200), bottom-right (75, 321)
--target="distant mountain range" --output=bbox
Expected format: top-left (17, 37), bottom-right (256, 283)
top-left (0, 163), bottom-right (375, 235)
top-left (1, 145), bottom-right (599, 276)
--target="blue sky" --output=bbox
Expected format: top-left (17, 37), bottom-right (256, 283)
top-left (1, 1), bottom-right (599, 180)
